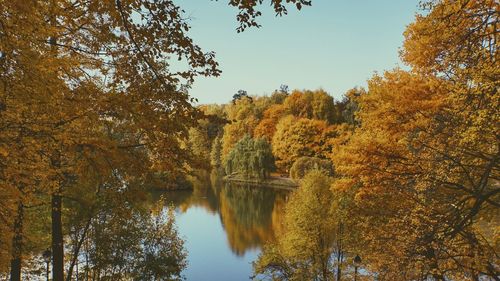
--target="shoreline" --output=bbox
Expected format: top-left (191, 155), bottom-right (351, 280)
top-left (223, 175), bottom-right (298, 190)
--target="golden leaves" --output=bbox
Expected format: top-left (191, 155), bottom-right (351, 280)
top-left (329, 1), bottom-right (499, 276)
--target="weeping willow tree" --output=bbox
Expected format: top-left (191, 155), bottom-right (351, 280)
top-left (225, 136), bottom-right (275, 180)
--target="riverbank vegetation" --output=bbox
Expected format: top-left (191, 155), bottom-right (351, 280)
top-left (1, 0), bottom-right (498, 280)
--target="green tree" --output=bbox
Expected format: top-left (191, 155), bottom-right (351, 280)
top-left (188, 125), bottom-right (212, 166)
top-left (225, 136), bottom-right (275, 179)
top-left (64, 191), bottom-right (186, 281)
top-left (338, 88), bottom-right (365, 126)
top-left (210, 135), bottom-right (223, 169)
top-left (133, 205), bottom-right (187, 281)
top-left (289, 156), bottom-right (333, 180)
top-left (253, 171), bottom-right (335, 281)
top-left (233, 90), bottom-right (252, 104)
top-left (221, 117), bottom-right (259, 161)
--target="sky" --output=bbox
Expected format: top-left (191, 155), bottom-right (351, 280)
top-left (176, 0), bottom-right (420, 104)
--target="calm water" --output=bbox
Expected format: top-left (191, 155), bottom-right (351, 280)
top-left (159, 178), bottom-right (289, 281)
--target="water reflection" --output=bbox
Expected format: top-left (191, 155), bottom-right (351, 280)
top-left (159, 173), bottom-right (288, 256)
top-left (220, 182), bottom-right (285, 255)
top-left (8, 173), bottom-right (286, 281)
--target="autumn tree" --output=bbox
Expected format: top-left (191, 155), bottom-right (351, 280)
top-left (289, 156), bottom-right (333, 180)
top-left (221, 96), bottom-right (261, 160)
top-left (332, 0), bottom-right (499, 276)
top-left (272, 116), bottom-right (332, 170)
top-left (269, 87), bottom-right (289, 104)
top-left (254, 104), bottom-right (288, 142)
top-left (226, 0), bottom-right (312, 32)
top-left (187, 114), bottom-right (227, 170)
top-left (233, 89), bottom-right (252, 104)
top-left (283, 90), bottom-right (337, 123)
top-left (339, 87), bottom-right (365, 126)
top-left (66, 193), bottom-right (186, 281)
top-left (133, 205), bottom-right (187, 281)
top-left (210, 135), bottom-right (224, 169)
top-left (253, 171), bottom-right (337, 281)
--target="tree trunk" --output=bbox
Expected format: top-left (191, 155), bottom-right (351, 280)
top-left (9, 201), bottom-right (24, 281)
top-left (66, 217), bottom-right (92, 281)
top-left (336, 222), bottom-right (343, 281)
top-left (52, 193), bottom-right (64, 281)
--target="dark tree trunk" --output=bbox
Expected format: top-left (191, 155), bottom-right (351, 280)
top-left (48, 1), bottom-right (64, 278)
top-left (52, 194), bottom-right (64, 281)
top-left (10, 201), bottom-right (24, 281)
top-left (336, 222), bottom-right (343, 281)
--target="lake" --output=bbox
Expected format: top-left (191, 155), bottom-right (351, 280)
top-left (159, 178), bottom-right (289, 281)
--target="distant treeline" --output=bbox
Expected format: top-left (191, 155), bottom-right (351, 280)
top-left (187, 88), bottom-right (360, 180)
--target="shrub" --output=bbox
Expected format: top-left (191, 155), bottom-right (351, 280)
top-left (289, 156), bottom-right (333, 180)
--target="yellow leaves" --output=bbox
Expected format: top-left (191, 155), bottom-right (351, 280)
top-left (272, 115), bottom-right (332, 170)
top-left (0, 147), bottom-right (8, 157)
top-left (361, 70), bottom-right (447, 133)
top-left (331, 71), bottom-right (452, 198)
top-left (1, 0), bottom-right (225, 272)
top-left (283, 89), bottom-right (337, 123)
top-left (328, 1), bottom-right (499, 275)
top-left (255, 171), bottom-right (336, 279)
top-left (403, 0), bottom-right (498, 76)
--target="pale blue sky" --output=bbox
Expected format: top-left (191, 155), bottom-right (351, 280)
top-left (177, 0), bottom-right (420, 104)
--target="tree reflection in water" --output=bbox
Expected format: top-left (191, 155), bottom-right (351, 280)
top-left (68, 194), bottom-right (187, 281)
top-left (160, 172), bottom-right (288, 256)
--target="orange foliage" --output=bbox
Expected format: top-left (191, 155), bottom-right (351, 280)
top-left (253, 104), bottom-right (288, 141)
